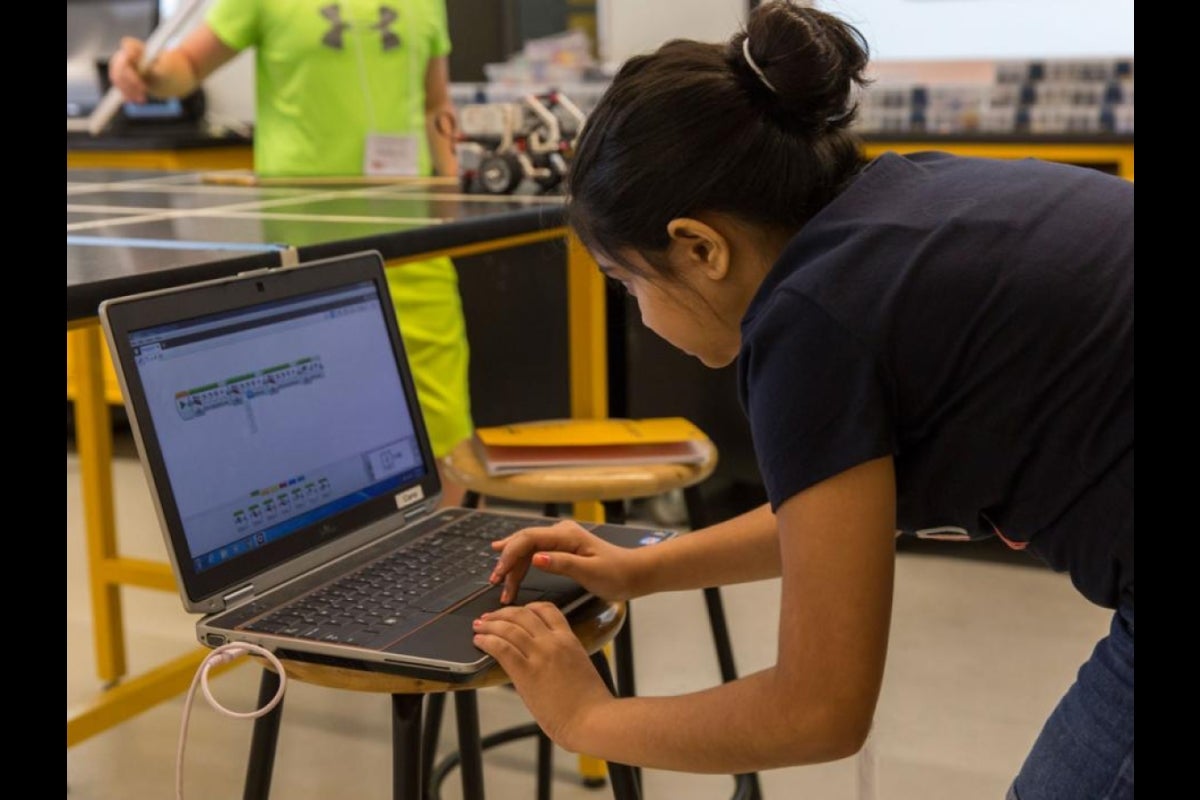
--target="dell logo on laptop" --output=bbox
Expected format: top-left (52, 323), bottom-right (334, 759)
top-left (395, 485), bottom-right (425, 508)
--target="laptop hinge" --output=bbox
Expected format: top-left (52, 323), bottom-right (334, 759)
top-left (222, 583), bottom-right (255, 607)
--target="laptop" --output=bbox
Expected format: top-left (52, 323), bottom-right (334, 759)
top-left (99, 249), bottom-right (675, 681)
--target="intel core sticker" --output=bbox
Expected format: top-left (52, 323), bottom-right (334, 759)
top-left (395, 485), bottom-right (425, 508)
top-left (639, 531), bottom-right (669, 546)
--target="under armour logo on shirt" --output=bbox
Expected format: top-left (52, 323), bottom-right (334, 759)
top-left (372, 7), bottom-right (401, 50)
top-left (320, 4), bottom-right (401, 51)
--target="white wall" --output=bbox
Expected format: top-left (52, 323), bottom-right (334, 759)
top-left (820, 0), bottom-right (1134, 61)
top-left (595, 1), bottom-right (1133, 67)
top-left (160, 0), bottom-right (256, 124)
top-left (202, 50), bottom-right (255, 124)
top-left (596, 0), bottom-right (748, 65)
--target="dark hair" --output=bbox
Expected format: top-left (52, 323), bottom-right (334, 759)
top-left (568, 1), bottom-right (870, 278)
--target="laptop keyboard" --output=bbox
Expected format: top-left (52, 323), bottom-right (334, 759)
top-left (241, 513), bottom-right (541, 648)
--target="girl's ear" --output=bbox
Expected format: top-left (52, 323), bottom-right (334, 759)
top-left (666, 217), bottom-right (730, 281)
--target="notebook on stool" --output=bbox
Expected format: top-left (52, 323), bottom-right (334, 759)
top-left (99, 249), bottom-right (673, 681)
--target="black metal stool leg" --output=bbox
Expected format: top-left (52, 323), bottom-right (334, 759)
top-left (604, 496), bottom-right (641, 790)
top-left (614, 604), bottom-right (636, 697)
top-left (704, 587), bottom-right (762, 800)
top-left (430, 719), bottom-right (545, 798)
top-left (393, 694), bottom-right (424, 800)
top-left (681, 485), bottom-right (711, 529)
top-left (454, 690), bottom-right (487, 800)
top-left (601, 500), bottom-right (627, 525)
top-left (589, 652), bottom-right (642, 800)
top-left (422, 693), bottom-right (446, 798)
top-left (703, 587), bottom-right (738, 684)
top-left (244, 669), bottom-right (284, 800)
top-left (685, 487), bottom-right (763, 800)
top-left (613, 604), bottom-right (641, 791)
top-left (536, 730), bottom-right (554, 800)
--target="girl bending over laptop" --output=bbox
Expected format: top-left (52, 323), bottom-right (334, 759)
top-left (473, 3), bottom-right (1134, 799)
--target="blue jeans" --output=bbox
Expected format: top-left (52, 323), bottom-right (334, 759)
top-left (1008, 603), bottom-right (1134, 800)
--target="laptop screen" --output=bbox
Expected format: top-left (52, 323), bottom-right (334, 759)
top-left (127, 279), bottom-right (427, 575)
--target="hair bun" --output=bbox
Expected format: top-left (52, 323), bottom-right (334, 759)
top-left (731, 1), bottom-right (870, 135)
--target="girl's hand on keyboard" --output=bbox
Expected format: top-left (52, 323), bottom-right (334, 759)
top-left (489, 521), bottom-right (644, 602)
top-left (471, 601), bottom-right (614, 751)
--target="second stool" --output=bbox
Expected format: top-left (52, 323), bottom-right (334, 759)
top-left (433, 421), bottom-right (762, 800)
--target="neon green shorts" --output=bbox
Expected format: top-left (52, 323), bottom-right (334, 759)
top-left (386, 256), bottom-right (474, 458)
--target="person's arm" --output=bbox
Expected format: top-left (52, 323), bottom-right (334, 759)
top-left (424, 56), bottom-right (458, 177)
top-left (108, 23), bottom-right (239, 104)
top-left (489, 502), bottom-right (780, 603)
top-left (634, 502), bottom-right (780, 594)
top-left (475, 455), bottom-right (897, 773)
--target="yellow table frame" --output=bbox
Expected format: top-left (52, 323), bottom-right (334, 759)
top-left (67, 226), bottom-right (609, 782)
top-left (861, 139), bottom-right (1134, 182)
top-left (67, 146), bottom-right (254, 172)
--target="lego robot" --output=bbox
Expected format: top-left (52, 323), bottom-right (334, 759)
top-left (455, 91), bottom-right (586, 195)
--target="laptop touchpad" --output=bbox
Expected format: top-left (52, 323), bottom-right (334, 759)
top-left (449, 585), bottom-right (545, 617)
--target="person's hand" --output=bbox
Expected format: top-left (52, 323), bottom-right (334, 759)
top-left (108, 37), bottom-right (151, 103)
top-left (489, 520), bottom-right (644, 603)
top-left (472, 602), bottom-right (614, 749)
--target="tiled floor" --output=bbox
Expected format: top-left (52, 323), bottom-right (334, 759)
top-left (67, 432), bottom-right (1112, 799)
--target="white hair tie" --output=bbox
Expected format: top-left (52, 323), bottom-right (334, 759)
top-left (742, 38), bottom-right (778, 94)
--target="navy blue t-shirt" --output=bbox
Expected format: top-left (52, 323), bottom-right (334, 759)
top-left (738, 152), bottom-right (1133, 609)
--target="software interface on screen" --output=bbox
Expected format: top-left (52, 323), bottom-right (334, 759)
top-left (128, 282), bottom-right (425, 573)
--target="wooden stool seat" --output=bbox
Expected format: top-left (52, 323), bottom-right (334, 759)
top-left (441, 430), bottom-right (718, 504)
top-left (242, 597), bottom-right (639, 800)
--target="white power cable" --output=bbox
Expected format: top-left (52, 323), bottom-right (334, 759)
top-left (176, 642), bottom-right (288, 800)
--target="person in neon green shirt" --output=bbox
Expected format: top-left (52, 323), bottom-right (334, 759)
top-left (109, 0), bottom-right (474, 504)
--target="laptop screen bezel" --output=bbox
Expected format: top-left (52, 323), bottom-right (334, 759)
top-left (100, 250), bottom-right (443, 608)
